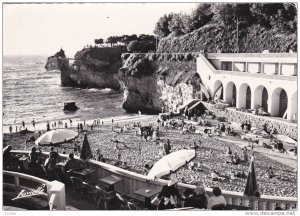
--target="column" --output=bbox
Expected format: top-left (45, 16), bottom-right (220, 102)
top-left (49, 180), bottom-right (66, 210)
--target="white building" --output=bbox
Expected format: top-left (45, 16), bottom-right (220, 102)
top-left (197, 53), bottom-right (297, 121)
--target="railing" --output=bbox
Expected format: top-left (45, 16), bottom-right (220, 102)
top-left (9, 150), bottom-right (297, 210)
top-left (3, 170), bottom-right (66, 210)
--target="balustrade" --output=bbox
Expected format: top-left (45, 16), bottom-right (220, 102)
top-left (7, 150), bottom-right (297, 210)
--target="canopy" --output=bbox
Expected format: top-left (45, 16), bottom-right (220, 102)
top-left (200, 83), bottom-right (210, 100)
top-left (274, 135), bottom-right (297, 145)
top-left (214, 85), bottom-right (223, 101)
top-left (35, 129), bottom-right (78, 145)
top-left (147, 149), bottom-right (196, 179)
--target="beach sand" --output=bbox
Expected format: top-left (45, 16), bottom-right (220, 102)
top-left (3, 114), bottom-right (297, 198)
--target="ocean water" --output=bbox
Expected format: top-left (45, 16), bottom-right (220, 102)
top-left (3, 55), bottom-right (125, 129)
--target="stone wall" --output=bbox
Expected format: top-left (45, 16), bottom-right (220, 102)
top-left (202, 102), bottom-right (297, 140)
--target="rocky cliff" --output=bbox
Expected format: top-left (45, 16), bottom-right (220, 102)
top-left (117, 53), bottom-right (200, 113)
top-left (62, 47), bottom-right (122, 90)
top-left (158, 24), bottom-right (297, 53)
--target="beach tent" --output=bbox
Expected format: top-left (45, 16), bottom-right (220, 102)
top-left (147, 149), bottom-right (196, 179)
top-left (35, 129), bottom-right (78, 145)
top-left (214, 85), bottom-right (223, 101)
top-left (200, 83), bottom-right (210, 100)
top-left (188, 101), bottom-right (207, 116)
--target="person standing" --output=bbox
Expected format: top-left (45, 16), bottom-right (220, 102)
top-left (167, 139), bottom-right (171, 154)
top-left (32, 119), bottom-right (36, 128)
top-left (9, 125), bottom-right (13, 133)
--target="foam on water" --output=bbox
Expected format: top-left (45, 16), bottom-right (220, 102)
top-left (3, 55), bottom-right (125, 129)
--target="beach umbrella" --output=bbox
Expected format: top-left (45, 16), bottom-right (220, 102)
top-left (244, 156), bottom-right (259, 196)
top-left (35, 129), bottom-right (78, 145)
top-left (274, 135), bottom-right (297, 145)
top-left (147, 149), bottom-right (196, 179)
top-left (80, 133), bottom-right (93, 160)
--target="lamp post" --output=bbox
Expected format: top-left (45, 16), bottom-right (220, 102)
top-left (236, 17), bottom-right (239, 53)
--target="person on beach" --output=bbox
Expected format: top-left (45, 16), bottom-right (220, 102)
top-left (83, 119), bottom-right (86, 126)
top-left (9, 125), bottom-right (13, 133)
top-left (22, 121), bottom-right (25, 127)
top-left (77, 123), bottom-right (80, 132)
top-left (65, 122), bottom-right (68, 128)
top-left (69, 119), bottom-right (72, 126)
top-left (32, 119), bottom-right (35, 128)
top-left (16, 126), bottom-right (18, 132)
top-left (46, 122), bottom-right (50, 131)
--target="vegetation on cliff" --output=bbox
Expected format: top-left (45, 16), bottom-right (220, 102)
top-left (154, 3), bottom-right (297, 53)
top-left (93, 34), bottom-right (156, 53)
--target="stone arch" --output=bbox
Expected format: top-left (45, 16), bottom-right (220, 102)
top-left (270, 88), bottom-right (288, 118)
top-left (225, 82), bottom-right (237, 106)
top-left (238, 83), bottom-right (251, 109)
top-left (253, 85), bottom-right (269, 111)
top-left (213, 80), bottom-right (223, 101)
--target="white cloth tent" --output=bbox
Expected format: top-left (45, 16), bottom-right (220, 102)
top-left (35, 129), bottom-right (78, 145)
top-left (147, 149), bottom-right (196, 179)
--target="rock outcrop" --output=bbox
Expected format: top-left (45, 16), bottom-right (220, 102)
top-left (45, 49), bottom-right (69, 71)
top-left (61, 47), bottom-right (122, 91)
top-left (117, 53), bottom-right (201, 113)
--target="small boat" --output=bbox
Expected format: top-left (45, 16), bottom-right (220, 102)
top-left (64, 102), bottom-right (79, 111)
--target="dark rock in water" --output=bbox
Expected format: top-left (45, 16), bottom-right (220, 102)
top-left (64, 102), bottom-right (79, 111)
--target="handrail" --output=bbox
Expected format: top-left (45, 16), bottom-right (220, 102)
top-left (8, 150), bottom-right (297, 210)
top-left (3, 170), bottom-right (66, 210)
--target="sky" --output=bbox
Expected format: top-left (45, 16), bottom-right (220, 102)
top-left (3, 3), bottom-right (197, 57)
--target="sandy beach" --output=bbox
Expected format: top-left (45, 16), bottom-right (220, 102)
top-left (3, 114), bottom-right (297, 198)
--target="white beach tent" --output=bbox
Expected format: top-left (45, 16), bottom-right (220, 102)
top-left (35, 129), bottom-right (78, 145)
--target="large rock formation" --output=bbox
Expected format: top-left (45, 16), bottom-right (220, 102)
top-left (61, 47), bottom-right (122, 91)
top-left (117, 53), bottom-right (201, 114)
top-left (45, 49), bottom-right (69, 71)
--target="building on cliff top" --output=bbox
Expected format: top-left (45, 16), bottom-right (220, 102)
top-left (197, 53), bottom-right (297, 121)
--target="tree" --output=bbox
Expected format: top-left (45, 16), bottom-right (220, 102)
top-left (153, 14), bottom-right (174, 38)
top-left (187, 3), bottom-right (214, 32)
top-left (127, 40), bottom-right (156, 53)
top-left (138, 34), bottom-right (155, 42)
top-left (168, 13), bottom-right (187, 36)
top-left (106, 36), bottom-right (118, 47)
top-left (94, 38), bottom-right (104, 46)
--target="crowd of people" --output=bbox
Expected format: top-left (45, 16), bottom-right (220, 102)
top-left (3, 113), bottom-right (297, 199)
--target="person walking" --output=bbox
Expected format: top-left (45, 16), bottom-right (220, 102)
top-left (32, 119), bottom-right (36, 128)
